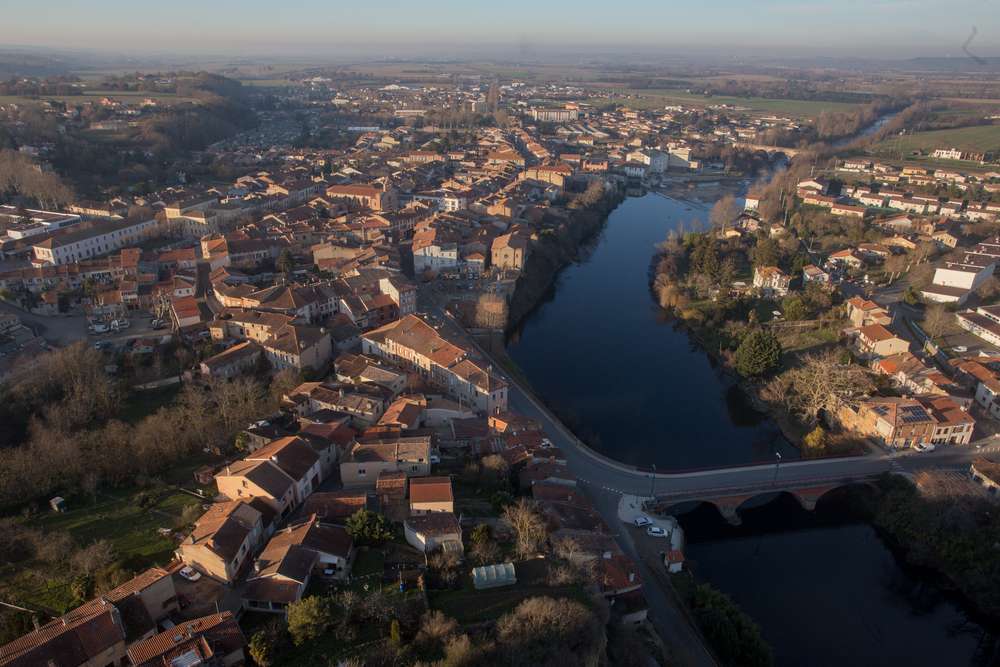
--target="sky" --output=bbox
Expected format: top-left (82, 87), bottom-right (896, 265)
top-left (3, 0), bottom-right (1000, 59)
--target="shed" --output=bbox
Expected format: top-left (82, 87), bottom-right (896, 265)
top-left (472, 562), bottom-right (516, 590)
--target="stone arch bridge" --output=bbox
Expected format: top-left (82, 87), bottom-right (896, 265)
top-left (647, 474), bottom-right (882, 526)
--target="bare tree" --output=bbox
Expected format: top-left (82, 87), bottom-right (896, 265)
top-left (783, 350), bottom-right (875, 423)
top-left (922, 304), bottom-right (951, 342)
top-left (502, 498), bottom-right (547, 559)
top-left (709, 194), bottom-right (740, 231)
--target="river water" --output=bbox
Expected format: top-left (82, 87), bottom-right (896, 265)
top-left (506, 190), bottom-right (995, 665)
top-left (507, 190), bottom-right (796, 469)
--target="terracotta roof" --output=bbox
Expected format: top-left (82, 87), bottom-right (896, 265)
top-left (126, 612), bottom-right (245, 667)
top-left (409, 476), bottom-right (453, 504)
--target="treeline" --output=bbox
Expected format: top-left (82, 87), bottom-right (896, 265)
top-left (253, 593), bottom-right (612, 667)
top-left (0, 343), bottom-right (289, 508)
top-left (0, 149), bottom-right (74, 208)
top-left (814, 99), bottom-right (904, 140)
top-left (870, 475), bottom-right (1000, 620)
top-left (0, 76), bottom-right (83, 98)
top-left (673, 575), bottom-right (773, 667)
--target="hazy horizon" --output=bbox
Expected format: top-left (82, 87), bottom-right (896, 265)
top-left (3, 0), bottom-right (1000, 61)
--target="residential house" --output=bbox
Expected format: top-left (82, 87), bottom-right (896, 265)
top-left (177, 500), bottom-right (266, 583)
top-left (339, 436), bottom-right (432, 488)
top-left (408, 476), bottom-right (454, 514)
top-left (199, 340), bottom-right (262, 378)
top-left (752, 266), bottom-right (790, 297)
top-left (243, 515), bottom-right (354, 613)
top-left (855, 324), bottom-right (909, 359)
top-left (403, 512), bottom-right (463, 554)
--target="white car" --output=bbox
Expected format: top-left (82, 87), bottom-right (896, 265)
top-left (178, 566), bottom-right (202, 582)
top-left (633, 515), bottom-right (653, 528)
top-left (646, 526), bottom-right (668, 538)
top-left (429, 454), bottom-right (441, 465)
top-left (913, 442), bottom-right (936, 453)
top-left (541, 438), bottom-right (554, 448)
top-left (89, 322), bottom-right (110, 334)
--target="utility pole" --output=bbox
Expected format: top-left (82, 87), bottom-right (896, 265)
top-left (771, 451), bottom-right (782, 487)
top-left (649, 463), bottom-right (657, 498)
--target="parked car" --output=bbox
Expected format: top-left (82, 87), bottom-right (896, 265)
top-left (88, 322), bottom-right (110, 334)
top-left (646, 526), bottom-right (668, 538)
top-left (633, 515), bottom-right (653, 528)
top-left (178, 566), bottom-right (202, 581)
top-left (151, 318), bottom-right (167, 330)
top-left (429, 454), bottom-right (441, 465)
top-left (541, 438), bottom-right (554, 448)
top-left (913, 442), bottom-right (936, 453)
top-left (111, 318), bottom-right (130, 330)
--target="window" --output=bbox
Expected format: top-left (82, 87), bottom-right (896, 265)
top-left (358, 468), bottom-right (366, 476)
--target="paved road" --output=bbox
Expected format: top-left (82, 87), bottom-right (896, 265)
top-left (0, 300), bottom-right (86, 346)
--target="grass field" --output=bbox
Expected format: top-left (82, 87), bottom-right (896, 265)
top-left (594, 88), bottom-right (861, 118)
top-left (1, 484), bottom-right (204, 613)
top-left (873, 124), bottom-right (1000, 155)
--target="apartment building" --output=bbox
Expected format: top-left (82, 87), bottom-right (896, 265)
top-left (32, 217), bottom-right (158, 266)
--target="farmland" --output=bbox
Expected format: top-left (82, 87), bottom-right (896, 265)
top-left (872, 123), bottom-right (1000, 156)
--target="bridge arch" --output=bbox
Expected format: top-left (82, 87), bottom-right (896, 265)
top-left (651, 478), bottom-right (879, 526)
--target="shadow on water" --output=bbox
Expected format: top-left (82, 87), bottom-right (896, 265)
top-left (676, 493), bottom-right (999, 667)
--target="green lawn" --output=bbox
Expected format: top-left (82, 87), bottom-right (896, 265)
top-left (872, 124), bottom-right (1000, 155)
top-left (1, 485), bottom-right (203, 613)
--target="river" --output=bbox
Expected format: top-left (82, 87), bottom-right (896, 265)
top-left (507, 190), bottom-right (796, 469)
top-left (506, 190), bottom-right (995, 665)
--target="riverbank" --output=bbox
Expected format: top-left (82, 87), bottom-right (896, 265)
top-left (505, 186), bottom-right (626, 331)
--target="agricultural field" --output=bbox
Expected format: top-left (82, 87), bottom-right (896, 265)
top-left (872, 123), bottom-right (1000, 156)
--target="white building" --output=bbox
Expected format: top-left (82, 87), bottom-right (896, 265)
top-left (31, 218), bottom-right (158, 266)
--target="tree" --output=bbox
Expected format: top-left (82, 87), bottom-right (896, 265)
top-left (734, 330), bottom-right (782, 378)
top-left (710, 194), bottom-right (740, 231)
top-left (783, 350), bottom-right (875, 423)
top-left (781, 295), bottom-right (809, 321)
top-left (345, 508), bottom-right (393, 546)
top-left (494, 596), bottom-right (605, 667)
top-left (750, 237), bottom-right (781, 268)
top-left (286, 595), bottom-right (335, 646)
top-left (248, 621), bottom-right (285, 667)
top-left (688, 583), bottom-right (772, 667)
top-left (922, 304), bottom-right (950, 342)
top-left (502, 499), bottom-right (547, 559)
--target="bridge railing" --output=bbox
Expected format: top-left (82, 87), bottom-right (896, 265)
top-left (650, 472), bottom-right (885, 501)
